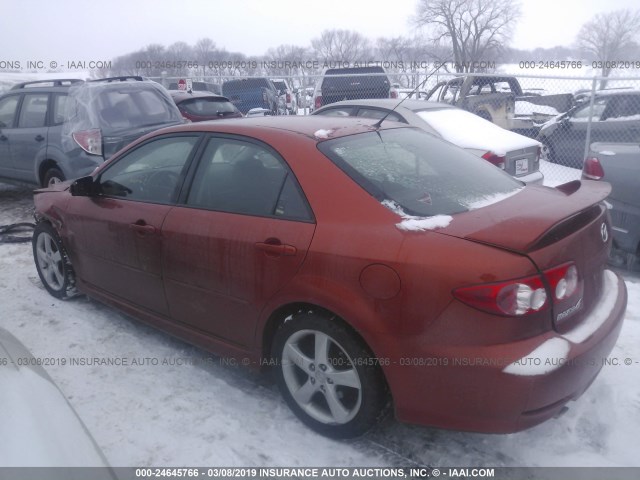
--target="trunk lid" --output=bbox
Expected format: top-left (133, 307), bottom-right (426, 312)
top-left (443, 180), bottom-right (613, 333)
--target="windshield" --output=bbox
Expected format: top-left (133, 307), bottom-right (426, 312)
top-left (64, 82), bottom-right (182, 133)
top-left (317, 128), bottom-right (522, 217)
top-left (223, 78), bottom-right (272, 92)
top-left (180, 97), bottom-right (239, 116)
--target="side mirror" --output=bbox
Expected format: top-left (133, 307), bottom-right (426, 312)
top-left (70, 176), bottom-right (99, 197)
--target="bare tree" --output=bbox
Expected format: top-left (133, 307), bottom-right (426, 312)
top-left (166, 41), bottom-right (194, 77)
top-left (194, 38), bottom-right (217, 77)
top-left (311, 29), bottom-right (372, 64)
top-left (576, 9), bottom-right (640, 88)
top-left (413, 0), bottom-right (520, 72)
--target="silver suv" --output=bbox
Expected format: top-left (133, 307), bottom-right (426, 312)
top-left (0, 76), bottom-right (183, 187)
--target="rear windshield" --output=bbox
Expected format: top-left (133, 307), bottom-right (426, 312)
top-left (180, 97), bottom-right (238, 116)
top-left (322, 67), bottom-right (390, 91)
top-left (223, 78), bottom-right (272, 92)
top-left (272, 81), bottom-right (287, 91)
top-left (317, 128), bottom-right (522, 217)
top-left (65, 82), bottom-right (182, 132)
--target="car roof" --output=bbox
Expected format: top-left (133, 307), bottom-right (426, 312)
top-left (315, 98), bottom-right (455, 113)
top-left (151, 115), bottom-right (402, 140)
top-left (8, 78), bottom-right (84, 91)
top-left (169, 90), bottom-right (230, 101)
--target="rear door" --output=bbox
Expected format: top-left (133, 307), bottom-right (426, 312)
top-left (162, 135), bottom-right (315, 346)
top-left (65, 134), bottom-right (201, 314)
top-left (9, 92), bottom-right (50, 181)
top-left (0, 93), bottom-right (20, 178)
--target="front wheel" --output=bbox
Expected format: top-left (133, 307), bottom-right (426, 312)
top-left (272, 312), bottom-right (389, 438)
top-left (43, 167), bottom-right (65, 187)
top-left (32, 222), bottom-right (77, 299)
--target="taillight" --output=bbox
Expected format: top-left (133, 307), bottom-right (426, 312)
top-left (390, 89), bottom-right (398, 99)
top-left (453, 262), bottom-right (581, 317)
top-left (454, 274), bottom-right (548, 316)
top-left (72, 129), bottom-right (102, 156)
top-left (482, 152), bottom-right (506, 170)
top-left (315, 95), bottom-right (323, 109)
top-left (544, 263), bottom-right (579, 301)
top-left (583, 157), bottom-right (604, 180)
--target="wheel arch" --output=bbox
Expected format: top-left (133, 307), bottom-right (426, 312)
top-left (260, 301), bottom-right (393, 397)
top-left (37, 159), bottom-right (62, 187)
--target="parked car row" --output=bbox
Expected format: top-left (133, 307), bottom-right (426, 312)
top-left (0, 72), bottom-right (550, 187)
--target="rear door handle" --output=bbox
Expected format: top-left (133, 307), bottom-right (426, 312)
top-left (129, 221), bottom-right (157, 235)
top-left (35, 135), bottom-right (45, 142)
top-left (255, 241), bottom-right (297, 257)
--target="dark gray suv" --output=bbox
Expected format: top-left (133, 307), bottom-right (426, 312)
top-left (0, 76), bottom-right (183, 186)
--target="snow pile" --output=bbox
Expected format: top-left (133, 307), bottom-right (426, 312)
top-left (563, 270), bottom-right (619, 343)
top-left (503, 337), bottom-right (572, 376)
top-left (382, 200), bottom-right (452, 232)
top-left (314, 129), bottom-right (334, 139)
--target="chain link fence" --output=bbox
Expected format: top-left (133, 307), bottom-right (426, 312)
top-left (154, 71), bottom-right (640, 185)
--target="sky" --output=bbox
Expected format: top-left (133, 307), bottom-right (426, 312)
top-left (1, 0), bottom-right (639, 66)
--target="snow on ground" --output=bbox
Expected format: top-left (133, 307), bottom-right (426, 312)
top-left (0, 175), bottom-right (638, 468)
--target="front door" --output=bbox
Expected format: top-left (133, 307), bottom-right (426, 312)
top-left (65, 134), bottom-right (201, 314)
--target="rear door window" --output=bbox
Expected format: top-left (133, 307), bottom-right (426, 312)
top-left (17, 93), bottom-right (48, 128)
top-left (186, 137), bottom-right (312, 221)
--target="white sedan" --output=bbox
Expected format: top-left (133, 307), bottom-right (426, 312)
top-left (313, 99), bottom-right (543, 184)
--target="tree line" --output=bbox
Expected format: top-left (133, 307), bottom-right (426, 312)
top-left (99, 1), bottom-right (639, 88)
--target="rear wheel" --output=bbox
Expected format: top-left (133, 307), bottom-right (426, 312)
top-left (43, 167), bottom-right (65, 187)
top-left (272, 312), bottom-right (389, 438)
top-left (32, 222), bottom-right (77, 299)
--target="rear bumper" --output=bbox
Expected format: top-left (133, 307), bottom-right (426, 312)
top-left (390, 270), bottom-right (627, 433)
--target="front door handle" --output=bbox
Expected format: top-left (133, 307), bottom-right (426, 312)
top-left (255, 241), bottom-right (297, 257)
top-left (129, 221), bottom-right (157, 235)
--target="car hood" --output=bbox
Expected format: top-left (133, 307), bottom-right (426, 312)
top-left (34, 180), bottom-right (72, 195)
top-left (440, 180), bottom-right (611, 254)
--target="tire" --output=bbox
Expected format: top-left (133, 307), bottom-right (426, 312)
top-left (540, 138), bottom-right (556, 163)
top-left (43, 167), bottom-right (65, 187)
top-left (32, 222), bottom-right (78, 299)
top-left (272, 312), bottom-right (389, 438)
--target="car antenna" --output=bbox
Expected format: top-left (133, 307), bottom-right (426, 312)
top-left (373, 60), bottom-right (451, 129)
